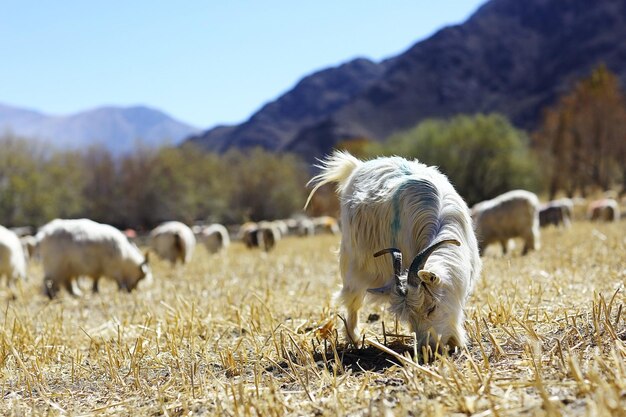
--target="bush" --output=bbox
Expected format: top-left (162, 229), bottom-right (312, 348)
top-left (223, 148), bottom-right (308, 222)
top-left (371, 114), bottom-right (540, 206)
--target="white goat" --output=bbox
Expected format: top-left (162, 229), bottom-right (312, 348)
top-left (472, 190), bottom-right (540, 256)
top-left (552, 198), bottom-right (574, 221)
top-left (539, 201), bottom-right (571, 228)
top-left (150, 221), bottom-right (196, 264)
top-left (36, 218), bottom-right (152, 298)
top-left (307, 151), bottom-right (481, 350)
top-left (240, 222), bottom-right (279, 252)
top-left (196, 223), bottom-right (230, 254)
top-left (312, 216), bottom-right (341, 235)
top-left (588, 199), bottom-right (620, 222)
top-left (0, 225), bottom-right (27, 285)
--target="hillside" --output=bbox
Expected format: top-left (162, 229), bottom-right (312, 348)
top-left (0, 103), bottom-right (198, 155)
top-left (188, 0), bottom-right (626, 162)
top-left (186, 58), bottom-right (388, 153)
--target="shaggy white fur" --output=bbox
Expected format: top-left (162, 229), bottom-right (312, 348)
top-left (472, 190), bottom-right (540, 255)
top-left (0, 225), bottom-right (27, 284)
top-left (307, 151), bottom-right (481, 350)
top-left (36, 218), bottom-right (151, 298)
top-left (150, 221), bottom-right (196, 264)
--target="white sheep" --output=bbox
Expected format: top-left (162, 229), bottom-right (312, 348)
top-left (271, 220), bottom-right (289, 238)
top-left (539, 201), bottom-right (571, 228)
top-left (552, 198), bottom-right (574, 221)
top-left (312, 215), bottom-right (341, 235)
top-left (472, 190), bottom-right (540, 255)
top-left (36, 218), bottom-right (152, 298)
top-left (0, 225), bottom-right (27, 285)
top-left (196, 223), bottom-right (230, 254)
top-left (150, 221), bottom-right (196, 264)
top-left (588, 198), bottom-right (620, 222)
top-left (240, 222), bottom-right (279, 252)
top-left (306, 151), bottom-right (482, 351)
top-left (287, 217), bottom-right (314, 237)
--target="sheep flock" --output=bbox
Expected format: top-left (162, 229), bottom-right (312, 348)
top-left (0, 151), bottom-right (624, 416)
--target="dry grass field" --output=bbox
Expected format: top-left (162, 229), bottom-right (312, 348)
top-left (0, 220), bottom-right (624, 416)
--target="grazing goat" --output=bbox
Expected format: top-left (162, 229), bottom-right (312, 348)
top-left (539, 201), bottom-right (571, 228)
top-left (196, 223), bottom-right (230, 254)
top-left (287, 217), bottom-right (314, 237)
top-left (306, 151), bottom-right (481, 350)
top-left (552, 198), bottom-right (574, 221)
top-left (312, 216), bottom-right (341, 235)
top-left (240, 222), bottom-right (279, 252)
top-left (0, 225), bottom-right (27, 285)
top-left (36, 218), bottom-right (151, 298)
top-left (150, 221), bottom-right (196, 264)
top-left (588, 199), bottom-right (620, 222)
top-left (472, 190), bottom-right (540, 256)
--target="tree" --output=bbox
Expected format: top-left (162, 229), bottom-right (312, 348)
top-left (534, 64), bottom-right (626, 197)
top-left (80, 146), bottom-right (121, 225)
top-left (372, 114), bottom-right (539, 206)
top-left (223, 148), bottom-right (308, 222)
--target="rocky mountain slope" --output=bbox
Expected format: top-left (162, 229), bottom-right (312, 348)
top-left (188, 0), bottom-right (626, 162)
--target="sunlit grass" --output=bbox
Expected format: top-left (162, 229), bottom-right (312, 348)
top-left (1, 221), bottom-right (624, 416)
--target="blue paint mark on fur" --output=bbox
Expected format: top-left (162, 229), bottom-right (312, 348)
top-left (390, 177), bottom-right (440, 248)
top-left (397, 159), bottom-right (414, 177)
top-left (391, 190), bottom-right (402, 246)
top-left (390, 179), bottom-right (420, 245)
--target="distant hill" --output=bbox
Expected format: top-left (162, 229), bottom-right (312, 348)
top-left (187, 0), bottom-right (626, 162)
top-left (186, 58), bottom-right (389, 153)
top-left (0, 104), bottom-right (198, 155)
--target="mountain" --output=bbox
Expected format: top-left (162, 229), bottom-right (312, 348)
top-left (186, 58), bottom-right (388, 152)
top-left (0, 104), bottom-right (198, 155)
top-left (187, 0), bottom-right (626, 162)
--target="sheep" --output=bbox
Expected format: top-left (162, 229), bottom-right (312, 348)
top-left (312, 215), bottom-right (341, 235)
top-left (290, 217), bottom-right (315, 237)
top-left (149, 221), bottom-right (196, 265)
top-left (306, 151), bottom-right (482, 351)
top-left (271, 220), bottom-right (289, 238)
top-left (196, 223), bottom-right (230, 254)
top-left (472, 190), bottom-right (540, 256)
top-left (240, 222), bottom-right (279, 252)
top-left (588, 198), bottom-right (620, 222)
top-left (0, 225), bottom-right (27, 285)
top-left (552, 198), bottom-right (574, 221)
top-left (280, 218), bottom-right (313, 237)
top-left (36, 218), bottom-right (152, 298)
top-left (539, 201), bottom-right (571, 228)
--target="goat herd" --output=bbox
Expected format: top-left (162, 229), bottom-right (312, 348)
top-left (0, 151), bottom-right (622, 353)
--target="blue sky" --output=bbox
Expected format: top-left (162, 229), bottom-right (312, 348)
top-left (0, 1), bottom-right (485, 128)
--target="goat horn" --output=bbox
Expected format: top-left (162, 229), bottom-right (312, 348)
top-left (373, 247), bottom-right (403, 285)
top-left (407, 239), bottom-right (460, 286)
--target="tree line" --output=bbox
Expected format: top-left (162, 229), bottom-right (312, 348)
top-left (1, 65), bottom-right (624, 229)
top-left (0, 140), bottom-right (309, 229)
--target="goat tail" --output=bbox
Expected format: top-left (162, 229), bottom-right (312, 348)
top-left (305, 150), bottom-right (362, 209)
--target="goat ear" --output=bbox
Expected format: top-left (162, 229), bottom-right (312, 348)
top-left (418, 270), bottom-right (441, 286)
top-left (367, 282), bottom-right (394, 295)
